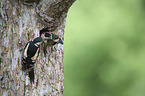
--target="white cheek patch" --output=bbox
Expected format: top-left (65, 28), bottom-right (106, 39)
top-left (31, 48), bottom-right (39, 61)
top-left (23, 43), bottom-right (30, 57)
top-left (34, 44), bottom-right (38, 47)
top-left (38, 42), bottom-right (41, 45)
top-left (53, 39), bottom-right (59, 42)
top-left (44, 37), bottom-right (51, 40)
top-left (36, 42), bottom-right (41, 46)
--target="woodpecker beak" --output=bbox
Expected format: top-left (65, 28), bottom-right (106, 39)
top-left (58, 38), bottom-right (63, 44)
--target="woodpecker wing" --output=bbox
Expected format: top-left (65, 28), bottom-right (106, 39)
top-left (31, 47), bottom-right (40, 61)
top-left (22, 41), bottom-right (40, 71)
top-left (27, 41), bottom-right (40, 58)
top-left (23, 42), bottom-right (30, 58)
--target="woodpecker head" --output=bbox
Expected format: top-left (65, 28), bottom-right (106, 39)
top-left (51, 33), bottom-right (63, 45)
top-left (40, 30), bottom-right (63, 46)
top-left (43, 33), bottom-right (63, 46)
top-left (33, 37), bottom-right (43, 45)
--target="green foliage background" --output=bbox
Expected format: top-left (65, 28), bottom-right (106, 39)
top-left (64, 0), bottom-right (145, 96)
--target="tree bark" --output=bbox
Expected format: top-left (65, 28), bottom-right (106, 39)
top-left (0, 0), bottom-right (75, 95)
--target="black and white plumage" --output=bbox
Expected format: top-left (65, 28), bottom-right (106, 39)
top-left (39, 29), bottom-right (64, 56)
top-left (22, 29), bottom-right (64, 84)
top-left (43, 33), bottom-right (63, 46)
top-left (40, 29), bottom-right (63, 46)
top-left (22, 37), bottom-right (43, 84)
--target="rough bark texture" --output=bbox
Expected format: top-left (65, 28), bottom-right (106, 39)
top-left (0, 0), bottom-right (75, 95)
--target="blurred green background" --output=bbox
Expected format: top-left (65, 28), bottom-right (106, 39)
top-left (64, 0), bottom-right (145, 96)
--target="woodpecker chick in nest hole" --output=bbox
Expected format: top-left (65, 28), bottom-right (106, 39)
top-left (39, 29), bottom-right (63, 56)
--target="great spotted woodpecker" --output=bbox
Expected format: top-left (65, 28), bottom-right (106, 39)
top-left (39, 29), bottom-right (63, 56)
top-left (21, 36), bottom-right (50, 84)
top-left (40, 29), bottom-right (63, 46)
top-left (22, 29), bottom-right (64, 84)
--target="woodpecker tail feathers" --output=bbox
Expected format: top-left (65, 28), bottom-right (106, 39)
top-left (28, 67), bottom-right (34, 84)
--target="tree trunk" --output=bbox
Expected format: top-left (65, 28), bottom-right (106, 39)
top-left (0, 0), bottom-right (75, 95)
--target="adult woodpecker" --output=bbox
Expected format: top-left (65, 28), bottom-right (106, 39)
top-left (21, 36), bottom-right (50, 84)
